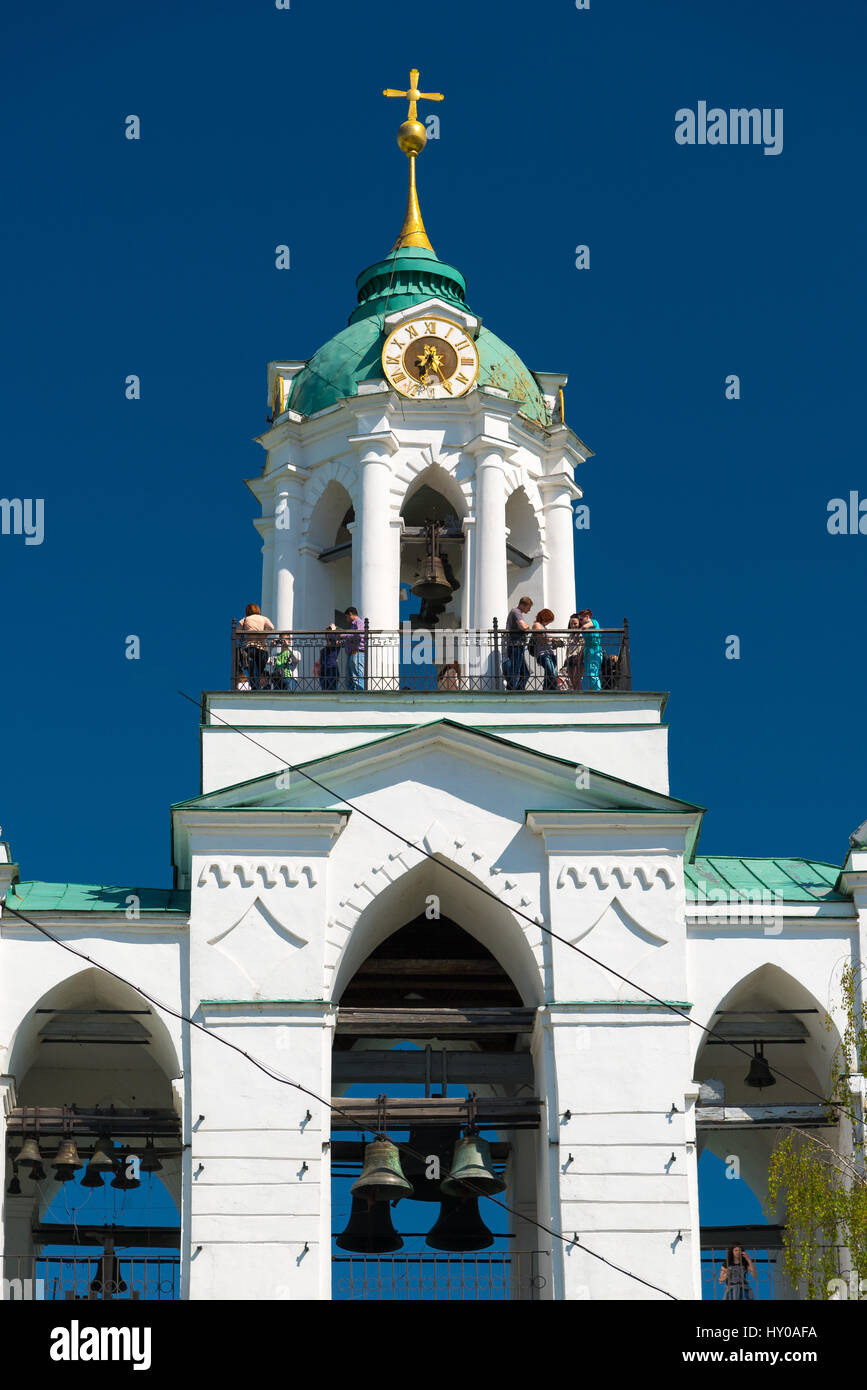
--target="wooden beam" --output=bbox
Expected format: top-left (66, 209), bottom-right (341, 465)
top-left (6, 1107), bottom-right (181, 1137)
top-left (336, 1007), bottom-right (536, 1037)
top-left (355, 959), bottom-right (504, 976)
top-left (696, 1103), bottom-right (834, 1129)
top-left (330, 1096), bottom-right (541, 1129)
top-left (31, 1225), bottom-right (180, 1249)
top-left (331, 1050), bottom-right (533, 1084)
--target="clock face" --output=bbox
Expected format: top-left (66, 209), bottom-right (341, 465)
top-left (382, 316), bottom-right (480, 400)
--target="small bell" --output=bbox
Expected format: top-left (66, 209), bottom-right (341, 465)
top-left (81, 1133), bottom-right (116, 1187)
top-left (90, 1257), bottom-right (127, 1295)
top-left (350, 1138), bottom-right (413, 1205)
top-left (426, 1195), bottom-right (494, 1253)
top-left (745, 1042), bottom-right (776, 1089)
top-left (139, 1140), bottom-right (162, 1174)
top-left (53, 1137), bottom-right (84, 1182)
top-left (18, 1135), bottom-right (43, 1174)
top-left (441, 1133), bottom-right (505, 1198)
top-left (336, 1194), bottom-right (403, 1254)
top-left (110, 1151), bottom-right (141, 1190)
top-left (7, 1166), bottom-right (22, 1196)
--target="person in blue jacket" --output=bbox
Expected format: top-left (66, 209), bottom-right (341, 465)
top-left (579, 609), bottom-right (602, 691)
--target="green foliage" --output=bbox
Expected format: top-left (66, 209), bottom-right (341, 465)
top-left (766, 964), bottom-right (866, 1298)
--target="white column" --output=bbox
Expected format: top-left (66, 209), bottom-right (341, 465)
top-left (257, 517), bottom-right (275, 617)
top-left (273, 475), bottom-right (305, 631)
top-left (355, 438), bottom-right (396, 629)
top-left (472, 447), bottom-right (509, 631)
top-left (539, 474), bottom-right (577, 628)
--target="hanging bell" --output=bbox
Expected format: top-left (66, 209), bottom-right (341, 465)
top-left (139, 1140), bottom-right (162, 1174)
top-left (90, 1257), bottom-right (128, 1295)
top-left (18, 1135), bottom-right (43, 1173)
top-left (29, 1162), bottom-right (47, 1182)
top-left (350, 1138), bottom-right (413, 1205)
top-left (426, 1195), bottom-right (494, 1253)
top-left (82, 1133), bottom-right (116, 1188)
top-left (745, 1042), bottom-right (776, 1089)
top-left (336, 1194), bottom-right (403, 1254)
top-left (411, 554), bottom-right (452, 605)
top-left (441, 1133), bottom-right (505, 1198)
top-left (110, 1151), bottom-right (141, 1190)
top-left (53, 1137), bottom-right (84, 1182)
top-left (7, 1166), bottom-right (22, 1196)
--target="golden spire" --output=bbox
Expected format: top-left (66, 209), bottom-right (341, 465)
top-left (383, 67), bottom-right (443, 252)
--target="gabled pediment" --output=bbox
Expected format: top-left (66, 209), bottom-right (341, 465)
top-left (174, 718), bottom-right (701, 820)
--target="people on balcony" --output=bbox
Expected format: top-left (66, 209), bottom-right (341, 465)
top-left (437, 661), bottom-right (462, 690)
top-left (530, 609), bottom-right (562, 691)
top-left (719, 1245), bottom-right (756, 1300)
top-left (341, 607), bottom-right (366, 691)
top-left (270, 635), bottom-right (301, 691)
top-left (318, 628), bottom-right (340, 690)
top-left (503, 596), bottom-right (532, 690)
top-left (578, 609), bottom-right (602, 691)
top-left (237, 603), bottom-right (274, 690)
top-left (563, 614), bottom-right (585, 690)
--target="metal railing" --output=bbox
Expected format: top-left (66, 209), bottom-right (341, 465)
top-left (2, 1254), bottom-right (180, 1301)
top-left (332, 1250), bottom-right (546, 1301)
top-left (231, 620), bottom-right (631, 694)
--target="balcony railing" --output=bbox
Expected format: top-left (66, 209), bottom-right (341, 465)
top-left (332, 1250), bottom-right (547, 1301)
top-left (231, 620), bottom-right (631, 694)
top-left (2, 1254), bottom-right (180, 1301)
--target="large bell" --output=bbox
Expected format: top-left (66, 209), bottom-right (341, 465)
top-left (441, 1133), bottom-right (505, 1198)
top-left (336, 1194), bottom-right (403, 1254)
top-left (745, 1042), bottom-right (776, 1089)
top-left (411, 554), bottom-right (452, 605)
top-left (18, 1136), bottom-right (43, 1173)
top-left (426, 1195), bottom-right (494, 1253)
top-left (351, 1138), bottom-right (413, 1205)
top-left (53, 1137), bottom-right (84, 1182)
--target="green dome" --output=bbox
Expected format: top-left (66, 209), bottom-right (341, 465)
top-left (286, 247), bottom-right (550, 426)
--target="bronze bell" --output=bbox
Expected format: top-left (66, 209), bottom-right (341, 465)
top-left (53, 1137), bottom-right (84, 1182)
top-left (110, 1151), bottom-right (140, 1190)
top-left (82, 1135), bottom-right (116, 1187)
top-left (441, 1133), bottom-right (505, 1198)
top-left (426, 1195), bottom-right (494, 1253)
top-left (351, 1138), bottom-right (413, 1205)
top-left (29, 1163), bottom-right (47, 1182)
top-left (90, 1257), bottom-right (127, 1295)
top-left (412, 554), bottom-right (452, 605)
top-left (745, 1042), bottom-right (776, 1089)
top-left (336, 1194), bottom-right (403, 1254)
top-left (140, 1141), bottom-right (162, 1174)
top-left (18, 1135), bottom-right (43, 1173)
top-left (7, 1166), bottom-right (22, 1196)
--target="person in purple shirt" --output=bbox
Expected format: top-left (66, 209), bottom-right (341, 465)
top-left (341, 606), bottom-right (366, 691)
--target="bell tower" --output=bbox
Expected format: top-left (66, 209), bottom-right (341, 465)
top-left (247, 70), bottom-right (588, 642)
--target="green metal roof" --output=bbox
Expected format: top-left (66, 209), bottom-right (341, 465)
top-left (685, 857), bottom-right (847, 903)
top-left (286, 246), bottom-right (551, 425)
top-left (4, 882), bottom-right (191, 914)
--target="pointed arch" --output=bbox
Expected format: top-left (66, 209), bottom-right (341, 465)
top-left (328, 851), bottom-right (545, 1007)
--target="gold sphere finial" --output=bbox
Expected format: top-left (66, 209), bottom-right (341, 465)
top-left (397, 119), bottom-right (427, 157)
top-left (383, 68), bottom-right (444, 252)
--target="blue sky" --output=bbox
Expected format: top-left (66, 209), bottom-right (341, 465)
top-left (2, 0), bottom-right (865, 887)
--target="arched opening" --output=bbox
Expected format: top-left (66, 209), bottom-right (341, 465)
top-left (400, 469), bottom-right (466, 631)
top-left (694, 965), bottom-right (842, 1301)
top-left (505, 487), bottom-right (543, 615)
top-left (4, 970), bottom-right (182, 1301)
top-left (330, 887), bottom-right (544, 1301)
top-left (308, 480), bottom-right (354, 627)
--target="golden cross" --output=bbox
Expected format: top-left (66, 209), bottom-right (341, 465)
top-left (383, 67), bottom-right (444, 124)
